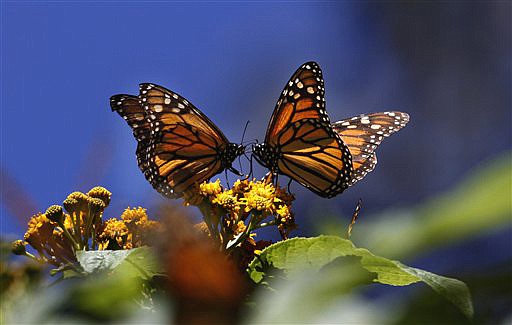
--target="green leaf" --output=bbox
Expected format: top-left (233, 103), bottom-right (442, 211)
top-left (248, 235), bottom-right (473, 319)
top-left (76, 247), bottom-right (162, 279)
top-left (346, 152), bottom-right (512, 259)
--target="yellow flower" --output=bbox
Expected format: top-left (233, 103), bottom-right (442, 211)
top-left (233, 221), bottom-right (247, 235)
top-left (199, 179), bottom-right (223, 196)
top-left (101, 218), bottom-right (128, 237)
top-left (98, 218), bottom-right (129, 250)
top-left (24, 213), bottom-right (54, 251)
top-left (232, 179), bottom-right (250, 195)
top-left (276, 204), bottom-right (291, 221)
top-left (212, 190), bottom-right (239, 211)
top-left (121, 207), bottom-right (148, 224)
top-left (242, 180), bottom-right (279, 213)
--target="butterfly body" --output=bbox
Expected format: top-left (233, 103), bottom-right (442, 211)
top-left (111, 83), bottom-right (245, 199)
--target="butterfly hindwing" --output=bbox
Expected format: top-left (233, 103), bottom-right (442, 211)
top-left (110, 94), bottom-right (150, 142)
top-left (110, 95), bottom-right (152, 174)
top-left (149, 124), bottom-right (223, 197)
top-left (276, 119), bottom-right (353, 198)
top-left (332, 111), bottom-right (409, 186)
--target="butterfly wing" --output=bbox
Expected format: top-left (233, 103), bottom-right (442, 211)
top-left (275, 119), bottom-right (353, 198)
top-left (332, 111), bottom-right (410, 186)
top-left (111, 83), bottom-right (238, 198)
top-left (265, 62), bottom-right (330, 145)
top-left (257, 62), bottom-right (353, 198)
top-left (110, 95), bottom-right (152, 173)
top-left (139, 83), bottom-right (228, 141)
top-left (148, 123), bottom-right (225, 197)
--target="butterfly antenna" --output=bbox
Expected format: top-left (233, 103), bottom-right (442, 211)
top-left (240, 120), bottom-right (250, 146)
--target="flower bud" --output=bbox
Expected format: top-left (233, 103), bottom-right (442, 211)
top-left (87, 187), bottom-right (111, 207)
top-left (88, 197), bottom-right (106, 215)
top-left (63, 198), bottom-right (79, 214)
top-left (45, 205), bottom-right (64, 223)
top-left (11, 239), bottom-right (26, 255)
top-left (67, 192), bottom-right (89, 211)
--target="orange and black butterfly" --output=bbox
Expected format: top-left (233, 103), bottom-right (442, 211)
top-left (253, 62), bottom-right (409, 198)
top-left (110, 83), bottom-right (245, 198)
top-left (252, 62), bottom-right (353, 198)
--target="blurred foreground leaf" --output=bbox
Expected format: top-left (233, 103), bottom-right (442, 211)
top-left (344, 152), bottom-right (512, 259)
top-left (248, 236), bottom-right (473, 319)
top-left (76, 247), bottom-right (162, 279)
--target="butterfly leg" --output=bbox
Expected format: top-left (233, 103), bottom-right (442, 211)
top-left (238, 155), bottom-right (244, 175)
top-left (287, 178), bottom-right (293, 194)
top-left (225, 169), bottom-right (231, 188)
top-left (246, 154), bottom-right (254, 180)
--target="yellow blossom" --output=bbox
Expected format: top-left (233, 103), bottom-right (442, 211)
top-left (199, 179), bottom-right (223, 196)
top-left (232, 178), bottom-right (250, 195)
top-left (242, 180), bottom-right (279, 213)
top-left (121, 207), bottom-right (148, 224)
top-left (276, 204), bottom-right (291, 220)
top-left (98, 218), bottom-right (129, 250)
top-left (233, 221), bottom-right (247, 235)
top-left (212, 190), bottom-right (239, 211)
top-left (24, 213), bottom-right (54, 251)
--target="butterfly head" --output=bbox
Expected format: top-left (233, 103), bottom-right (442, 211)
top-left (221, 143), bottom-right (246, 175)
top-left (252, 143), bottom-right (278, 171)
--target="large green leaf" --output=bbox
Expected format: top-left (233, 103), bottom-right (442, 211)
top-left (76, 247), bottom-right (162, 279)
top-left (347, 152), bottom-right (512, 259)
top-left (248, 236), bottom-right (473, 319)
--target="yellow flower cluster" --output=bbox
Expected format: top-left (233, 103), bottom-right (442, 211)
top-left (14, 187), bottom-right (162, 272)
top-left (98, 207), bottom-right (162, 250)
top-left (186, 178), bottom-right (296, 251)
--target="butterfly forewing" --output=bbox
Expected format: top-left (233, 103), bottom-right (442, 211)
top-left (139, 83), bottom-right (227, 141)
top-left (332, 111), bottom-right (409, 186)
top-left (266, 62), bottom-right (329, 144)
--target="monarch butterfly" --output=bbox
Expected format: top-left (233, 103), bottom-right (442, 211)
top-left (252, 62), bottom-right (354, 198)
top-left (110, 83), bottom-right (245, 198)
top-left (253, 62), bottom-right (409, 198)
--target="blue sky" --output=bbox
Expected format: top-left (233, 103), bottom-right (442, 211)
top-left (2, 2), bottom-right (510, 239)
